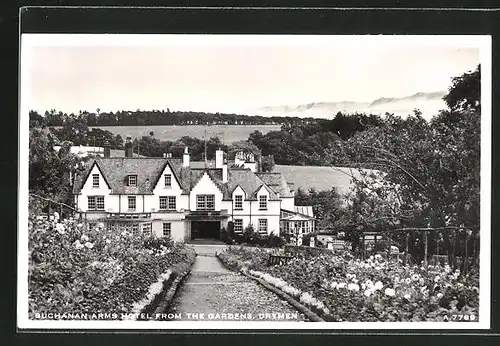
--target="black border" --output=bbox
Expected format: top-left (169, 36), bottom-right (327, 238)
top-left (8, 4), bottom-right (500, 344)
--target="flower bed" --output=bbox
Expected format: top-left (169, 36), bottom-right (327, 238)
top-left (218, 246), bottom-right (479, 322)
top-left (28, 214), bottom-right (195, 319)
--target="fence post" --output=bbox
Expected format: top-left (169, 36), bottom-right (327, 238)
top-left (424, 231), bottom-right (428, 266)
top-left (436, 232), bottom-right (440, 265)
top-left (464, 231), bottom-right (469, 275)
top-left (404, 232), bottom-right (409, 265)
top-left (452, 230), bottom-right (457, 270)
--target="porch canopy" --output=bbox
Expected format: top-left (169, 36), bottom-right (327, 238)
top-left (185, 210), bottom-right (229, 221)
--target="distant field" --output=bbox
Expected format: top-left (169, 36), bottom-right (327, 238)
top-left (90, 125), bottom-right (282, 144)
top-left (275, 165), bottom-right (369, 195)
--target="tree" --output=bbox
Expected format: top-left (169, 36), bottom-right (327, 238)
top-left (443, 64), bottom-right (480, 113)
top-left (29, 127), bottom-right (84, 204)
top-left (337, 66), bottom-right (480, 264)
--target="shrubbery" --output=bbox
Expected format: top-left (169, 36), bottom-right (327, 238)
top-left (229, 225), bottom-right (285, 248)
top-left (28, 212), bottom-right (195, 318)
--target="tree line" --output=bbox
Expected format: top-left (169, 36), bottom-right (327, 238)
top-left (30, 108), bottom-right (316, 127)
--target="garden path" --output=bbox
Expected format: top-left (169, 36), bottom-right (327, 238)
top-left (166, 245), bottom-right (307, 322)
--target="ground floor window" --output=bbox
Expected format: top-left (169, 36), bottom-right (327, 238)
top-left (234, 219), bottom-right (243, 233)
top-left (258, 219), bottom-right (268, 234)
top-left (163, 222), bottom-right (171, 237)
top-left (281, 221), bottom-right (290, 234)
top-left (142, 223), bottom-right (152, 237)
top-left (132, 223), bottom-right (139, 236)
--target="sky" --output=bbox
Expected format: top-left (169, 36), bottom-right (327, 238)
top-left (22, 35), bottom-right (482, 115)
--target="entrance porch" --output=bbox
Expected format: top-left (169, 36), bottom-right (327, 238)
top-left (185, 210), bottom-right (229, 240)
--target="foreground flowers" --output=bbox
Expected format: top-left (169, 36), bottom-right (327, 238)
top-left (28, 211), bottom-right (195, 319)
top-left (219, 246), bottom-right (479, 322)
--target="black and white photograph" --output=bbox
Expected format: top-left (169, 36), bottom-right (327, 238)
top-left (18, 33), bottom-right (491, 330)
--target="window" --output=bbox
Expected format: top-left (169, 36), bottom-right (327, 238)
top-left (128, 196), bottom-right (136, 211)
top-left (196, 194), bottom-right (215, 210)
top-left (234, 219), bottom-right (243, 233)
top-left (88, 196), bottom-right (105, 211)
top-left (163, 223), bottom-right (171, 237)
top-left (159, 196), bottom-right (176, 210)
top-left (234, 195), bottom-right (243, 210)
top-left (128, 175), bottom-right (137, 186)
top-left (258, 219), bottom-right (268, 234)
top-left (92, 174), bottom-right (99, 187)
top-left (132, 223), bottom-right (139, 236)
top-left (142, 223), bottom-right (152, 237)
top-left (259, 195), bottom-right (267, 210)
top-left (168, 196), bottom-right (176, 210)
top-left (164, 174), bottom-right (172, 188)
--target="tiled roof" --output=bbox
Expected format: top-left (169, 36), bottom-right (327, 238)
top-left (256, 172), bottom-right (294, 198)
top-left (190, 160), bottom-right (216, 169)
top-left (225, 168), bottom-right (279, 201)
top-left (73, 158), bottom-right (171, 195)
top-left (73, 157), bottom-right (286, 201)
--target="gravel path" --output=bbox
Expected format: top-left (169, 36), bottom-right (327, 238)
top-left (166, 246), bottom-right (307, 322)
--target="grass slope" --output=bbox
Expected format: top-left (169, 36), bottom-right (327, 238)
top-left (274, 165), bottom-right (368, 195)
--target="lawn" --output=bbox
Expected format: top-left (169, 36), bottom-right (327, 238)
top-left (274, 165), bottom-right (369, 195)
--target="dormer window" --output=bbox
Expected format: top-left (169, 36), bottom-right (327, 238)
top-left (164, 174), bottom-right (172, 188)
top-left (128, 175), bottom-right (137, 187)
top-left (92, 174), bottom-right (99, 187)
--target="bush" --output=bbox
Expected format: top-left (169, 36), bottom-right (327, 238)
top-left (227, 221), bottom-right (235, 240)
top-left (266, 233), bottom-right (286, 248)
top-left (232, 229), bottom-right (285, 248)
top-left (143, 236), bottom-right (173, 251)
top-left (220, 228), bottom-right (230, 244)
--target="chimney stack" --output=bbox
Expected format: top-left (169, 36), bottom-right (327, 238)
top-left (125, 136), bottom-right (133, 158)
top-left (215, 148), bottom-right (224, 169)
top-left (104, 140), bottom-right (111, 158)
top-left (183, 147), bottom-right (190, 167)
top-left (222, 159), bottom-right (228, 183)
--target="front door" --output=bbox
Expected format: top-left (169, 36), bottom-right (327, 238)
top-left (191, 221), bottom-right (221, 239)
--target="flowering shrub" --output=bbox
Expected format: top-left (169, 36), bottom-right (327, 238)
top-left (28, 213), bottom-right (195, 318)
top-left (218, 246), bottom-right (479, 322)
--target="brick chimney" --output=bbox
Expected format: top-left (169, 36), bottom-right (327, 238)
top-left (104, 140), bottom-right (111, 158)
top-left (125, 136), bottom-right (133, 158)
top-left (183, 147), bottom-right (190, 167)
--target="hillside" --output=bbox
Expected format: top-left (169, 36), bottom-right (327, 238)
top-left (274, 165), bottom-right (371, 196)
top-left (251, 91), bottom-right (447, 121)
